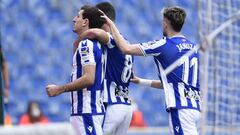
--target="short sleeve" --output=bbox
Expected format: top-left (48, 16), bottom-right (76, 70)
top-left (106, 32), bottom-right (116, 49)
top-left (78, 39), bottom-right (96, 66)
top-left (137, 38), bottom-right (167, 56)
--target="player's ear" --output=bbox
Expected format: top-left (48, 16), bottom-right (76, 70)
top-left (163, 19), bottom-right (168, 29)
top-left (82, 18), bottom-right (89, 27)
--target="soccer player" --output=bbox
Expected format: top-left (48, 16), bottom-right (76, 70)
top-left (46, 6), bottom-right (106, 135)
top-left (102, 6), bottom-right (201, 135)
top-left (79, 2), bottom-right (133, 135)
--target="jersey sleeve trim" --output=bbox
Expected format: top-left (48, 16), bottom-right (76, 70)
top-left (82, 62), bottom-right (96, 66)
top-left (106, 33), bottom-right (115, 49)
top-left (137, 44), bottom-right (147, 56)
top-left (138, 38), bottom-right (167, 56)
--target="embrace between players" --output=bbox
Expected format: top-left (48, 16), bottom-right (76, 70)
top-left (46, 2), bottom-right (201, 135)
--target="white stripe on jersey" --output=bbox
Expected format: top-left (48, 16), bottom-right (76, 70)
top-left (119, 95), bottom-right (125, 103)
top-left (95, 91), bottom-right (102, 113)
top-left (103, 79), bottom-right (108, 103)
top-left (191, 96), bottom-right (197, 108)
top-left (71, 64), bottom-right (78, 114)
top-left (157, 60), bottom-right (176, 108)
top-left (102, 49), bottom-right (107, 84)
top-left (168, 83), bottom-right (176, 108)
top-left (71, 51), bottom-right (78, 114)
top-left (72, 91), bottom-right (78, 114)
top-left (82, 89), bottom-right (91, 113)
top-left (110, 81), bottom-right (117, 103)
top-left (178, 83), bottom-right (188, 106)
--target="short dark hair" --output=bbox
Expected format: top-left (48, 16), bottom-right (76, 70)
top-left (82, 6), bottom-right (106, 28)
top-left (163, 7), bottom-right (186, 32)
top-left (96, 2), bottom-right (116, 21)
top-left (80, 5), bottom-right (91, 11)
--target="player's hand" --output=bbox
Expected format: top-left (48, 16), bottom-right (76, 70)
top-left (130, 74), bottom-right (140, 84)
top-left (99, 10), bottom-right (114, 26)
top-left (46, 84), bottom-right (62, 97)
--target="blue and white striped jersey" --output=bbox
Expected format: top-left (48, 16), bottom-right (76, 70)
top-left (70, 39), bottom-right (105, 115)
top-left (102, 33), bottom-right (133, 105)
top-left (138, 35), bottom-right (201, 111)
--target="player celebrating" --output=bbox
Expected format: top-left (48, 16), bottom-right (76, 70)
top-left (102, 6), bottom-right (201, 135)
top-left (80, 2), bottom-right (133, 135)
top-left (46, 6), bottom-right (106, 135)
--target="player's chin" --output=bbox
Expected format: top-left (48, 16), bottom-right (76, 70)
top-left (72, 29), bottom-right (77, 33)
top-left (49, 94), bottom-right (55, 97)
top-left (72, 26), bottom-right (77, 32)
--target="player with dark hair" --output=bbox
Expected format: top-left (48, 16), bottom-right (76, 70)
top-left (96, 2), bottom-right (116, 22)
top-left (46, 6), bottom-right (106, 135)
top-left (102, 6), bottom-right (201, 135)
top-left (80, 2), bottom-right (134, 135)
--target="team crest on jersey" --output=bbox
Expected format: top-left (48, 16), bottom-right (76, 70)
top-left (81, 46), bottom-right (89, 54)
top-left (81, 41), bottom-right (89, 54)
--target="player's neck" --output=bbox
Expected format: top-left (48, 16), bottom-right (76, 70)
top-left (167, 31), bottom-right (182, 38)
top-left (77, 27), bottom-right (89, 37)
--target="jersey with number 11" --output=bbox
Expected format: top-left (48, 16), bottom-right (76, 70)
top-left (138, 35), bottom-right (201, 111)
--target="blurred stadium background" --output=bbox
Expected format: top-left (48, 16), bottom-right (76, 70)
top-left (0, 0), bottom-right (239, 135)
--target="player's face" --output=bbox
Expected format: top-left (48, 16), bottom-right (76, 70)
top-left (73, 10), bottom-right (88, 33)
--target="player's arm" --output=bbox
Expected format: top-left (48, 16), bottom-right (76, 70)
top-left (101, 14), bottom-right (143, 56)
top-left (2, 56), bottom-right (9, 102)
top-left (80, 28), bottom-right (109, 44)
top-left (46, 65), bottom-right (95, 97)
top-left (131, 74), bottom-right (163, 89)
top-left (46, 39), bottom-right (96, 97)
top-left (63, 65), bottom-right (95, 91)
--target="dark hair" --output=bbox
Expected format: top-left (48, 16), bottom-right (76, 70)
top-left (163, 7), bottom-right (186, 32)
top-left (96, 2), bottom-right (116, 21)
top-left (82, 6), bottom-right (106, 28)
top-left (80, 5), bottom-right (91, 10)
top-left (26, 101), bottom-right (43, 123)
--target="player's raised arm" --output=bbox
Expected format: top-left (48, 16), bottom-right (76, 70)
top-left (80, 28), bottom-right (110, 44)
top-left (101, 14), bottom-right (144, 56)
top-left (131, 74), bottom-right (163, 89)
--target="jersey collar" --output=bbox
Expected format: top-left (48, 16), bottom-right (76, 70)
top-left (169, 35), bottom-right (185, 39)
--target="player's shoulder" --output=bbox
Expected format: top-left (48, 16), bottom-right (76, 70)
top-left (185, 39), bottom-right (196, 45)
top-left (80, 38), bottom-right (98, 44)
top-left (105, 32), bottom-right (117, 49)
top-left (156, 37), bottom-right (167, 46)
top-left (141, 37), bottom-right (167, 47)
top-left (78, 39), bottom-right (101, 48)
